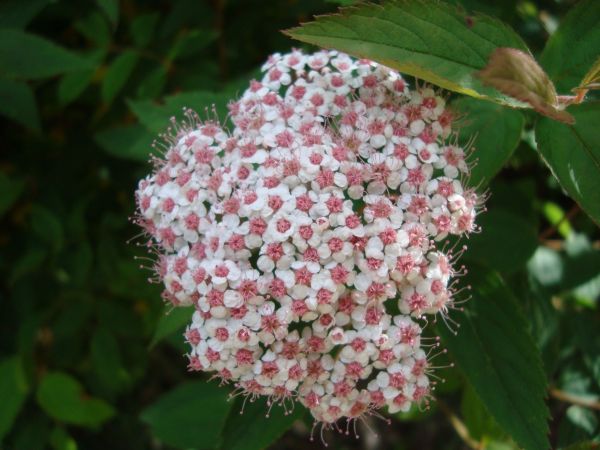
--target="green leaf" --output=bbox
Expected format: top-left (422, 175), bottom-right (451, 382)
top-left (135, 65), bottom-right (167, 100)
top-left (540, 0), bottom-right (600, 93)
top-left (284, 0), bottom-right (528, 106)
top-left (94, 124), bottom-right (155, 162)
top-left (130, 13), bottom-right (159, 47)
top-left (96, 0), bottom-right (119, 29)
top-left (128, 90), bottom-right (231, 134)
top-left (0, 76), bottom-right (40, 130)
top-left (219, 397), bottom-right (306, 450)
top-left (49, 427), bottom-right (78, 450)
top-left (57, 69), bottom-right (95, 106)
top-left (36, 372), bottom-right (115, 428)
top-left (0, 0), bottom-right (52, 29)
top-left (0, 357), bottom-right (28, 441)
top-left (0, 172), bottom-right (26, 216)
top-left (141, 381), bottom-right (232, 449)
top-left (438, 266), bottom-right (550, 450)
top-left (150, 307), bottom-right (191, 348)
top-left (74, 12), bottom-right (111, 47)
top-left (535, 102), bottom-right (600, 225)
top-left (0, 30), bottom-right (91, 79)
top-left (465, 209), bottom-right (538, 274)
top-left (477, 48), bottom-right (574, 124)
top-left (101, 50), bottom-right (139, 103)
top-left (167, 29), bottom-right (217, 61)
top-left (30, 204), bottom-right (64, 253)
top-left (461, 383), bottom-right (505, 442)
top-left (91, 328), bottom-right (130, 394)
top-left (452, 97), bottom-right (524, 187)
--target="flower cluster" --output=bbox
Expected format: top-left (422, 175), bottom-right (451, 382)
top-left (135, 49), bottom-right (479, 425)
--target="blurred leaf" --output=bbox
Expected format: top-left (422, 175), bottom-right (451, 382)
top-left (0, 357), bottom-right (28, 441)
top-left (438, 266), bottom-right (550, 450)
top-left (285, 0), bottom-right (528, 106)
top-left (74, 12), bottom-right (111, 47)
top-left (562, 443), bottom-right (600, 450)
top-left (465, 209), bottom-right (538, 274)
top-left (101, 50), bottom-right (139, 103)
top-left (130, 13), bottom-right (159, 47)
top-left (149, 307), bottom-right (191, 348)
top-left (135, 65), bottom-right (167, 100)
top-left (542, 202), bottom-right (573, 239)
top-left (36, 372), bottom-right (115, 428)
top-left (558, 406), bottom-right (599, 449)
top-left (219, 397), bottom-right (306, 450)
top-left (96, 0), bottom-right (119, 29)
top-left (30, 205), bottom-right (64, 253)
top-left (0, 30), bottom-right (91, 79)
top-left (535, 102), bottom-right (600, 225)
top-left (57, 69), bottom-right (96, 106)
top-left (0, 0), bottom-right (52, 29)
top-left (540, 0), bottom-right (600, 93)
top-left (0, 76), bottom-right (40, 130)
top-left (141, 381), bottom-right (232, 449)
top-left (478, 48), bottom-right (574, 124)
top-left (11, 413), bottom-right (50, 450)
top-left (452, 97), bottom-right (524, 187)
top-left (0, 172), bottom-right (26, 216)
top-left (128, 90), bottom-right (231, 133)
top-left (167, 29), bottom-right (217, 61)
top-left (91, 328), bottom-right (130, 395)
top-left (94, 124), bottom-right (155, 162)
top-left (10, 245), bottom-right (47, 283)
top-left (49, 427), bottom-right (78, 450)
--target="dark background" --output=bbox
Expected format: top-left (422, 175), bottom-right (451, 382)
top-left (0, 1), bottom-right (598, 449)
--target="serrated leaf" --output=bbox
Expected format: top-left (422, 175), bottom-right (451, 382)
top-left (540, 0), bottom-right (600, 94)
top-left (452, 97), bottom-right (524, 187)
top-left (465, 209), bottom-right (537, 274)
top-left (37, 372), bottom-right (115, 428)
top-left (149, 307), bottom-right (191, 348)
top-left (94, 124), bottom-right (155, 162)
top-left (535, 102), bottom-right (600, 225)
top-left (0, 30), bottom-right (91, 79)
top-left (285, 0), bottom-right (528, 106)
top-left (101, 50), bottom-right (139, 103)
top-left (219, 397), bottom-right (306, 450)
top-left (438, 266), bottom-right (550, 450)
top-left (478, 48), bottom-right (574, 124)
top-left (0, 357), bottom-right (28, 441)
top-left (141, 381), bottom-right (232, 449)
top-left (0, 77), bottom-right (39, 130)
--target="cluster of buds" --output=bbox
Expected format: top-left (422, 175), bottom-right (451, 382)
top-left (135, 49), bottom-right (479, 426)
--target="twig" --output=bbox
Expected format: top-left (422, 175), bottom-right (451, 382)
top-left (550, 388), bottom-right (600, 411)
top-left (437, 400), bottom-right (482, 450)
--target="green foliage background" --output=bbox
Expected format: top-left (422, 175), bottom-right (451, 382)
top-left (0, 1), bottom-right (598, 449)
